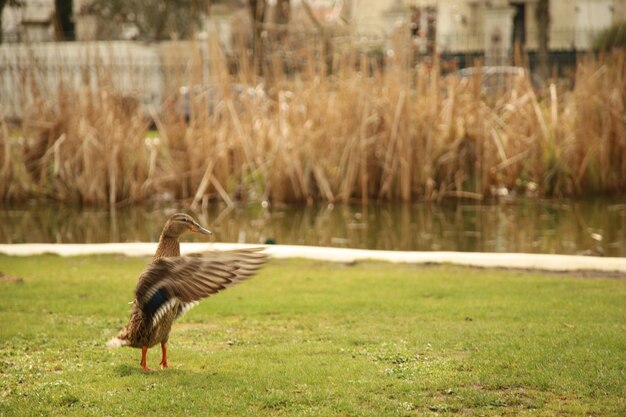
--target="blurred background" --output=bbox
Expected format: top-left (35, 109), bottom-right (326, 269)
top-left (0, 0), bottom-right (624, 255)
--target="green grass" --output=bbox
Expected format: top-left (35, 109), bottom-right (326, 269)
top-left (0, 255), bottom-right (625, 416)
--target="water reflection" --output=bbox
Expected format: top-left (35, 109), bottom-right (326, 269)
top-left (0, 200), bottom-right (624, 257)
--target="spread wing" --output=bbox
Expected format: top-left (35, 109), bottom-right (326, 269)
top-left (135, 247), bottom-right (267, 328)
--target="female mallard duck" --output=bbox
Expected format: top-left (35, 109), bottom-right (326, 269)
top-left (107, 213), bottom-right (267, 371)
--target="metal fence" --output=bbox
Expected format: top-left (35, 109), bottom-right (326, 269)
top-left (0, 34), bottom-right (593, 119)
top-left (0, 41), bottom-right (212, 119)
top-left (437, 27), bottom-right (606, 54)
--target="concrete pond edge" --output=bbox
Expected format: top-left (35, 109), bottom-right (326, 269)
top-left (1, 243), bottom-right (624, 275)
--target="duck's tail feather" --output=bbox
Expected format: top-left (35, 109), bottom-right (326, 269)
top-left (106, 337), bottom-right (130, 348)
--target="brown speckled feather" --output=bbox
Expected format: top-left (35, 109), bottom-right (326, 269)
top-left (138, 249), bottom-right (267, 303)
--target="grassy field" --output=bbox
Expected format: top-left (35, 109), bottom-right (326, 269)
top-left (0, 254), bottom-right (625, 416)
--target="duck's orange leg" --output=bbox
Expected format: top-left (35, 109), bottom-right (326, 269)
top-left (160, 342), bottom-right (168, 369)
top-left (140, 345), bottom-right (152, 371)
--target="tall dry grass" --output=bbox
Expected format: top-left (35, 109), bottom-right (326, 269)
top-left (0, 42), bottom-right (624, 206)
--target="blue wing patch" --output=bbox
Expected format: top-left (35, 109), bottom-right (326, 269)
top-left (143, 288), bottom-right (169, 319)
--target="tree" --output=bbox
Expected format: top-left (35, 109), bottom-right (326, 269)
top-left (245, 0), bottom-right (292, 73)
top-left (0, 0), bottom-right (24, 43)
top-left (593, 21), bottom-right (626, 50)
top-left (273, 0), bottom-right (289, 41)
top-left (89, 0), bottom-right (206, 40)
top-left (54, 0), bottom-right (75, 40)
top-left (535, 0), bottom-right (550, 78)
top-left (248, 0), bottom-right (267, 73)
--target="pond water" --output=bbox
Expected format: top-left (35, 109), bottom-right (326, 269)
top-left (1, 199), bottom-right (625, 257)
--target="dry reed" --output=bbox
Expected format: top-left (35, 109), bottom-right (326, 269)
top-left (0, 42), bottom-right (624, 206)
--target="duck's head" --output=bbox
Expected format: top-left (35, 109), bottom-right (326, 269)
top-left (162, 213), bottom-right (212, 239)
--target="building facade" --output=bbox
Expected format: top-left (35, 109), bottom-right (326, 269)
top-left (3, 0), bottom-right (625, 54)
top-left (433, 0), bottom-right (626, 54)
top-left (290, 0), bottom-right (626, 66)
top-left (305, 0), bottom-right (625, 54)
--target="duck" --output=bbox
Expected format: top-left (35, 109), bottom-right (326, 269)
top-left (106, 213), bottom-right (267, 371)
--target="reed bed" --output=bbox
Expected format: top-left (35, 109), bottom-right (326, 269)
top-left (0, 42), bottom-right (624, 206)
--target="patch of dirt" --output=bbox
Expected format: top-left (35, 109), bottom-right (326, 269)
top-left (0, 272), bottom-right (24, 283)
top-left (402, 263), bottom-right (626, 280)
top-left (465, 265), bottom-right (626, 280)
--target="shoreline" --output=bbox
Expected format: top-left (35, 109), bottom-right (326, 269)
top-left (1, 243), bottom-right (625, 274)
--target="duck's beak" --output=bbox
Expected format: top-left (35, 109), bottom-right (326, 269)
top-left (190, 224), bottom-right (212, 235)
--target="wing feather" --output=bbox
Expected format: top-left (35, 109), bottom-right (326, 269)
top-left (135, 247), bottom-right (268, 326)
